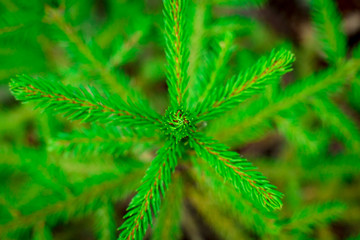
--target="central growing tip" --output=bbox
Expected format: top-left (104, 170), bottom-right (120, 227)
top-left (162, 109), bottom-right (195, 141)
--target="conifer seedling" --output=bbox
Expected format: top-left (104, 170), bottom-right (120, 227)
top-left (7, 0), bottom-right (360, 239)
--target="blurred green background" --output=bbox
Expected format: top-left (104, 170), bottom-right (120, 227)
top-left (1, 0), bottom-right (360, 239)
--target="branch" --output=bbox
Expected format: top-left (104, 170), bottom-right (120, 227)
top-left (44, 6), bottom-right (146, 101)
top-left (0, 10), bottom-right (39, 36)
top-left (10, 75), bottom-right (162, 128)
top-left (49, 125), bottom-right (158, 156)
top-left (109, 31), bottom-right (144, 68)
top-left (0, 171), bottom-right (143, 236)
top-left (189, 132), bottom-right (283, 211)
top-left (187, 2), bottom-right (207, 100)
top-left (195, 32), bottom-right (234, 103)
top-left (311, 0), bottom-right (346, 64)
top-left (280, 202), bottom-right (346, 233)
top-left (118, 140), bottom-right (180, 240)
top-left (190, 161), bottom-right (278, 235)
top-left (310, 98), bottom-right (360, 153)
top-left (151, 174), bottom-right (183, 240)
top-left (196, 48), bottom-right (295, 122)
top-left (275, 116), bottom-right (320, 155)
top-left (188, 187), bottom-right (248, 240)
top-left (210, 59), bottom-right (360, 144)
top-left (163, 0), bottom-right (190, 108)
top-left (32, 222), bottom-right (52, 240)
top-left (95, 201), bottom-right (116, 240)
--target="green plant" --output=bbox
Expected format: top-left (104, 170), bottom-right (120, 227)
top-left (9, 0), bottom-right (295, 238)
top-left (1, 0), bottom-right (360, 239)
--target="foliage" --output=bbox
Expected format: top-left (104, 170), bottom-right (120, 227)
top-left (1, 0), bottom-right (360, 239)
